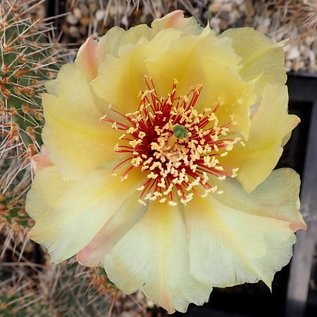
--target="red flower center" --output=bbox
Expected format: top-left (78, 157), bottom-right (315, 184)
top-left (103, 78), bottom-right (240, 206)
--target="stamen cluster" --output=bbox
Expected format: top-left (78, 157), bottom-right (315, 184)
top-left (103, 78), bottom-right (240, 206)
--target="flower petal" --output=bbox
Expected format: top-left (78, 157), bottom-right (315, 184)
top-left (76, 28), bottom-right (149, 80)
top-left (96, 24), bottom-right (154, 59)
top-left (92, 28), bottom-right (182, 113)
top-left (93, 28), bottom-right (254, 139)
top-left (186, 169), bottom-right (303, 289)
top-left (144, 30), bottom-right (255, 137)
top-left (221, 27), bottom-right (286, 98)
top-left (76, 35), bottom-right (100, 80)
top-left (89, 10), bottom-right (200, 71)
top-left (104, 202), bottom-right (211, 313)
top-left (151, 10), bottom-right (201, 35)
top-left (214, 168), bottom-right (306, 231)
top-left (222, 84), bottom-right (299, 192)
top-left (26, 166), bottom-right (143, 263)
top-left (76, 195), bottom-right (148, 267)
top-left (31, 146), bottom-right (53, 173)
top-left (43, 63), bottom-right (117, 179)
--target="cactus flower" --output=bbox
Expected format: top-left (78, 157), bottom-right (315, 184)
top-left (26, 11), bottom-right (306, 313)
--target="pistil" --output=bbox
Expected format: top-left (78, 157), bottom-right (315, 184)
top-left (173, 125), bottom-right (188, 139)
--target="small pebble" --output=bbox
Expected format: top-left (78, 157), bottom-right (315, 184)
top-left (288, 46), bottom-right (300, 59)
top-left (68, 25), bottom-right (80, 38)
top-left (66, 14), bottom-right (78, 25)
top-left (96, 9), bottom-right (105, 21)
top-left (73, 7), bottom-right (82, 19)
top-left (80, 16), bottom-right (90, 26)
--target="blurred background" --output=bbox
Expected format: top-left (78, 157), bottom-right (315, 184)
top-left (1, 1), bottom-right (317, 316)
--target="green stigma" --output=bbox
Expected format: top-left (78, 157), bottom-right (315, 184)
top-left (173, 124), bottom-right (188, 139)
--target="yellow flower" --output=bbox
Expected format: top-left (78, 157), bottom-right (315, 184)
top-left (26, 11), bottom-right (306, 313)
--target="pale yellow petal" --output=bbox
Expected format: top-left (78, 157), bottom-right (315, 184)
top-left (151, 10), bottom-right (202, 35)
top-left (186, 171), bottom-right (302, 288)
top-left (145, 30), bottom-right (254, 137)
top-left (93, 29), bottom-right (254, 139)
top-left (75, 35), bottom-right (99, 80)
top-left (221, 27), bottom-right (286, 98)
top-left (26, 166), bottom-right (143, 263)
top-left (104, 202), bottom-right (211, 313)
top-left (96, 24), bottom-right (154, 61)
top-left (199, 59), bottom-right (254, 138)
top-left (77, 194), bottom-right (148, 267)
top-left (97, 26), bottom-right (126, 58)
top-left (43, 63), bottom-right (118, 179)
top-left (151, 10), bottom-right (185, 29)
top-left (45, 78), bottom-right (59, 96)
top-left (145, 29), bottom-right (243, 94)
top-left (31, 146), bottom-right (53, 173)
top-left (92, 28), bottom-right (182, 113)
top-left (212, 168), bottom-right (306, 231)
top-left (76, 25), bottom-right (153, 79)
top-left (222, 84), bottom-right (299, 192)
top-left (98, 10), bottom-right (202, 60)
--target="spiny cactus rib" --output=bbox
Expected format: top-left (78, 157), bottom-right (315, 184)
top-left (0, 0), bottom-right (65, 240)
top-left (0, 258), bottom-right (148, 317)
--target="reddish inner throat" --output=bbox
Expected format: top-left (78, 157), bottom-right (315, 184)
top-left (103, 78), bottom-right (239, 206)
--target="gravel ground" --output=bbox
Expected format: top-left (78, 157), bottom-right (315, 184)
top-left (56, 0), bottom-right (317, 74)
